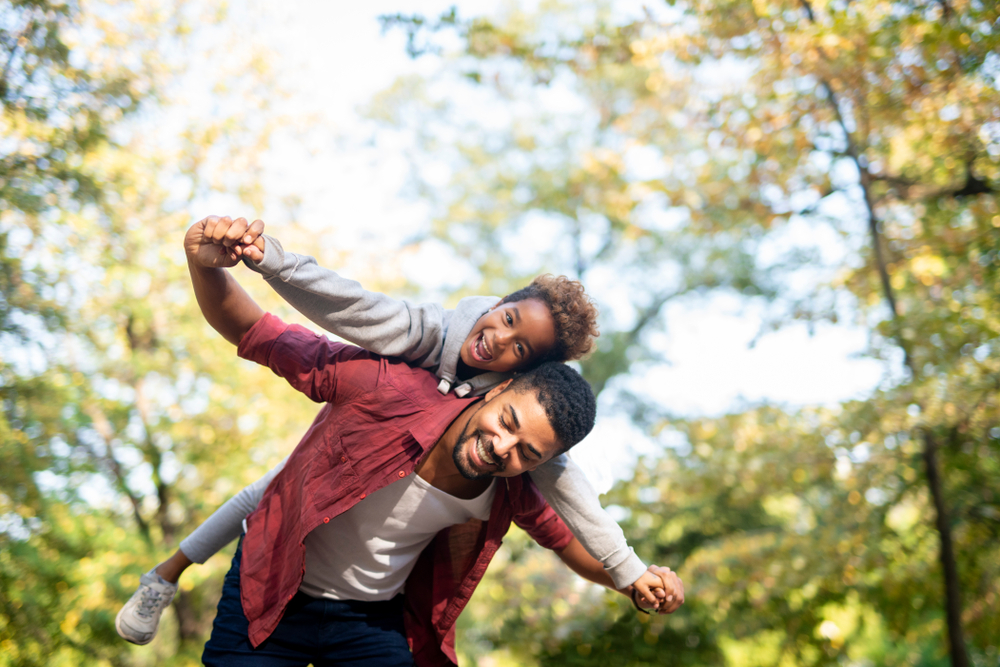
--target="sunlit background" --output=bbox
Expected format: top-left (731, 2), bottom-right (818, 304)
top-left (2, 0), bottom-right (998, 665)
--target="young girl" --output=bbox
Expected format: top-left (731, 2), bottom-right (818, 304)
top-left (116, 217), bottom-right (670, 645)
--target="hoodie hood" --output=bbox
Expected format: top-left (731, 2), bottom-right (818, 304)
top-left (436, 295), bottom-right (515, 397)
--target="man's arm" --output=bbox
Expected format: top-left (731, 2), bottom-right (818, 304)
top-left (529, 456), bottom-right (647, 590)
top-left (187, 216), bottom-right (384, 404)
top-left (555, 538), bottom-right (685, 614)
top-left (184, 216), bottom-right (265, 345)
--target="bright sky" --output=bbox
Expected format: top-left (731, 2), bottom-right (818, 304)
top-left (194, 0), bottom-right (888, 492)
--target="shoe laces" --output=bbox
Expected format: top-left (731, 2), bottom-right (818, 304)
top-left (136, 585), bottom-right (166, 619)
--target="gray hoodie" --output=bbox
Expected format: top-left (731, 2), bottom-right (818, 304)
top-left (179, 236), bottom-right (645, 588)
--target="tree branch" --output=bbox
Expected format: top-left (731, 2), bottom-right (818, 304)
top-left (82, 402), bottom-right (152, 544)
top-left (134, 376), bottom-right (175, 543)
top-left (818, 77), bottom-right (911, 367)
top-left (870, 160), bottom-right (995, 201)
top-left (0, 17), bottom-right (34, 95)
top-left (938, 0), bottom-right (952, 21)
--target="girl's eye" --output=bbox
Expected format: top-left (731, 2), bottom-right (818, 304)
top-left (516, 343), bottom-right (524, 357)
top-left (505, 313), bottom-right (513, 325)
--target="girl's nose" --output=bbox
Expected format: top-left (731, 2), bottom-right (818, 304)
top-left (493, 329), bottom-right (512, 350)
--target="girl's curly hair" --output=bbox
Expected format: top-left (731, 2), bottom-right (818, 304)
top-left (499, 274), bottom-right (600, 363)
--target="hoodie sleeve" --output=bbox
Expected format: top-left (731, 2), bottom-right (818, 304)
top-left (528, 454), bottom-right (647, 589)
top-left (242, 235), bottom-right (446, 369)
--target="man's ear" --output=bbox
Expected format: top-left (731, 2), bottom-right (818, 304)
top-left (483, 379), bottom-right (513, 401)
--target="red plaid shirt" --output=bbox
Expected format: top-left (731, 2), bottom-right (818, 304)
top-left (236, 314), bottom-right (573, 666)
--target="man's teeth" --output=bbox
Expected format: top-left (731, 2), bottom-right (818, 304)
top-left (475, 435), bottom-right (495, 466)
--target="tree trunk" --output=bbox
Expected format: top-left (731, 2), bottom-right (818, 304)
top-left (797, 4), bottom-right (971, 659)
top-left (922, 430), bottom-right (969, 667)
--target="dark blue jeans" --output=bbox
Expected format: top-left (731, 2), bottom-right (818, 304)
top-left (202, 540), bottom-right (414, 666)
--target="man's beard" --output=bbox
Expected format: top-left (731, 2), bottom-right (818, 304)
top-left (453, 420), bottom-right (504, 480)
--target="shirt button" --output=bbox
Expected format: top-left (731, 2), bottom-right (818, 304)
top-left (341, 456), bottom-right (346, 463)
top-left (323, 517), bottom-right (330, 523)
top-left (288, 594), bottom-right (294, 600)
top-left (398, 470), bottom-right (406, 477)
top-left (360, 493), bottom-right (366, 499)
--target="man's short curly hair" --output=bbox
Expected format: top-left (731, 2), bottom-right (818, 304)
top-left (499, 274), bottom-right (599, 364)
top-left (506, 362), bottom-right (596, 453)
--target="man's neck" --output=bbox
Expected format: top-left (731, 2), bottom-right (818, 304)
top-left (416, 401), bottom-right (493, 500)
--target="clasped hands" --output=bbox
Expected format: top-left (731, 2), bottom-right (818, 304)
top-left (184, 215), bottom-right (267, 268)
top-left (628, 565), bottom-right (685, 615)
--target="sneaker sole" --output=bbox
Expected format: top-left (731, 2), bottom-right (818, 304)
top-left (115, 604), bottom-right (154, 646)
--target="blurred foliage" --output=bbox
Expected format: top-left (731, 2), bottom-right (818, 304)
top-left (3, 0), bottom-right (1000, 665)
top-left (377, 0), bottom-right (1000, 666)
top-left (1, 0), bottom-right (316, 664)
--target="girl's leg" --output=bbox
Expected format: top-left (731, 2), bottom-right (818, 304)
top-left (116, 460), bottom-right (286, 645)
top-left (155, 548), bottom-right (194, 583)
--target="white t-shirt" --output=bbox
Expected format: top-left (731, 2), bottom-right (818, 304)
top-left (299, 473), bottom-right (496, 601)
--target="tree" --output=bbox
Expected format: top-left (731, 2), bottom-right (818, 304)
top-left (373, 1), bottom-right (1000, 664)
top-left (1, 1), bottom-right (315, 663)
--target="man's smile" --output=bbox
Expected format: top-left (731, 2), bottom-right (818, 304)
top-left (476, 434), bottom-right (500, 466)
top-left (471, 433), bottom-right (501, 471)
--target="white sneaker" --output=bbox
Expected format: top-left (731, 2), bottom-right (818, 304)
top-left (115, 569), bottom-right (178, 645)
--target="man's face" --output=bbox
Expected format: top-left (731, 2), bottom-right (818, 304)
top-left (459, 298), bottom-right (557, 373)
top-left (451, 382), bottom-right (562, 480)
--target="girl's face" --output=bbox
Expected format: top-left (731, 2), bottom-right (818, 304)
top-left (459, 298), bottom-right (556, 373)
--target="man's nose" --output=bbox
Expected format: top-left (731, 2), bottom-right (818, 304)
top-left (492, 433), bottom-right (517, 459)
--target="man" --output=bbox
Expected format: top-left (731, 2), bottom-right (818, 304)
top-left (184, 220), bottom-right (684, 666)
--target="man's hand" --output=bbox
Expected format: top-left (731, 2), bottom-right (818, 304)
top-left (183, 217), bottom-right (266, 346)
top-left (184, 215), bottom-right (265, 268)
top-left (630, 565), bottom-right (685, 615)
top-left (553, 539), bottom-right (685, 616)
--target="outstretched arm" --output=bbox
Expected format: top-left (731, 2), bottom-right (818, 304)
top-left (555, 538), bottom-right (685, 615)
top-left (184, 216), bottom-right (265, 345)
top-left (240, 231), bottom-right (455, 368)
top-left (529, 455), bottom-right (648, 589)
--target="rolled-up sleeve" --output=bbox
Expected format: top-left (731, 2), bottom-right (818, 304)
top-left (512, 480), bottom-right (574, 552)
top-left (237, 313), bottom-right (381, 403)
